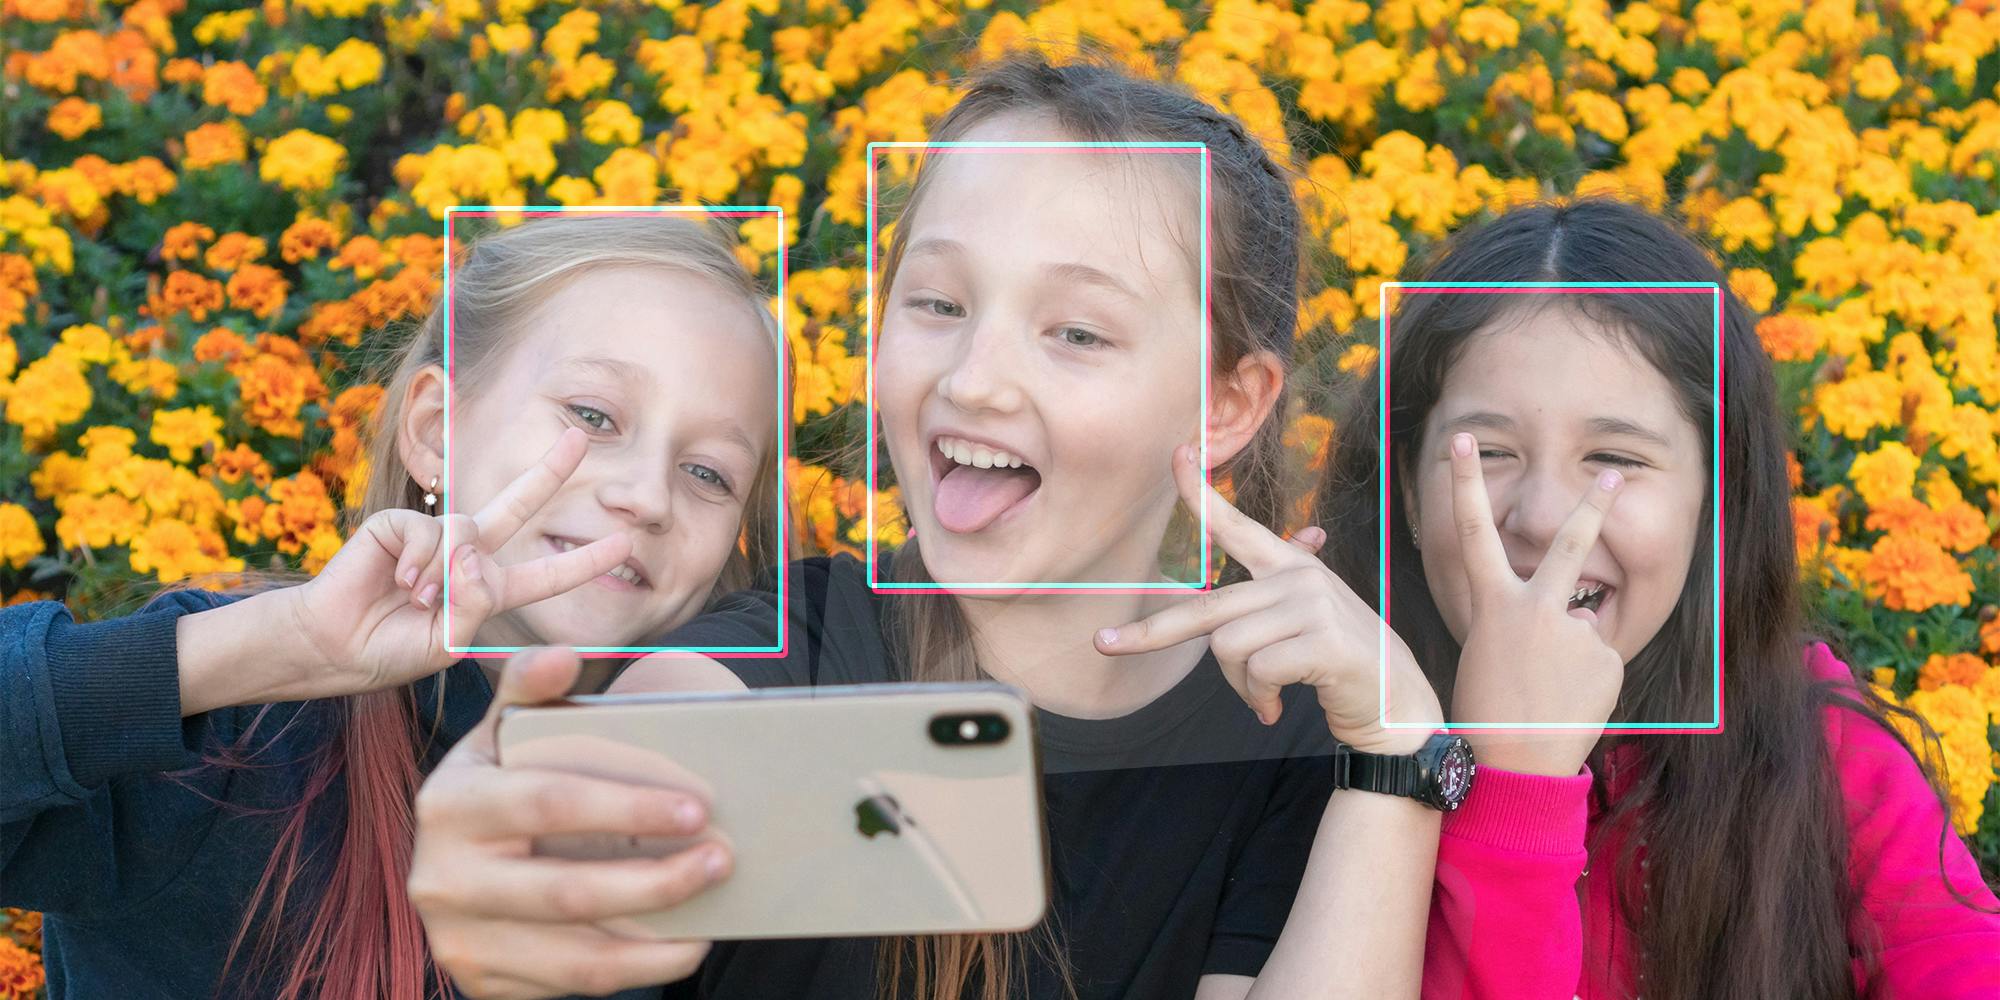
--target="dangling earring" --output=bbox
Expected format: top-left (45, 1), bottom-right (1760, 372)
top-left (423, 476), bottom-right (438, 512)
top-left (1408, 524), bottom-right (1420, 548)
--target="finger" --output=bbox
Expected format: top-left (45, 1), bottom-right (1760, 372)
top-left (392, 512), bottom-right (442, 591)
top-left (426, 765), bottom-right (712, 841)
top-left (1529, 469), bottom-right (1624, 604)
top-left (1094, 577), bottom-right (1283, 656)
top-left (473, 428), bottom-right (589, 551)
top-left (414, 514), bottom-right (477, 611)
top-left (1208, 606), bottom-right (1308, 724)
top-left (1284, 525), bottom-right (1326, 556)
top-left (1446, 432), bottom-right (1514, 600)
top-left (421, 841), bottom-right (729, 923)
top-left (432, 919), bottom-right (709, 999)
top-left (440, 647), bottom-right (582, 767)
top-left (492, 534), bottom-right (634, 612)
top-left (1172, 443), bottom-right (1304, 578)
top-left (446, 545), bottom-right (502, 650)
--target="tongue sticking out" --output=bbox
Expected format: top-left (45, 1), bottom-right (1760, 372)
top-left (933, 464), bottom-right (1040, 534)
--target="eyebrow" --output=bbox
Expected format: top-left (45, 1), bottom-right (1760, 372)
top-left (1440, 411), bottom-right (1675, 450)
top-left (553, 355), bottom-right (657, 390)
top-left (903, 237), bottom-right (1143, 302)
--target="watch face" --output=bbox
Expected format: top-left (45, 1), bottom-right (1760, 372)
top-left (1435, 741), bottom-right (1474, 808)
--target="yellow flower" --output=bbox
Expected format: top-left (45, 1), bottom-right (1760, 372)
top-left (5, 352), bottom-right (91, 442)
top-left (129, 518), bottom-right (242, 583)
top-left (582, 100), bottom-right (643, 146)
top-left (485, 22), bottom-right (535, 55)
top-left (0, 503), bottom-right (43, 570)
top-left (192, 9), bottom-right (257, 45)
top-left (1729, 268), bottom-right (1777, 314)
top-left (151, 406), bottom-right (224, 462)
top-left (1815, 370), bottom-right (1901, 440)
top-left (260, 129), bottom-right (347, 194)
top-left (1710, 197), bottom-right (1775, 252)
top-left (1565, 90), bottom-right (1629, 142)
top-left (1456, 6), bottom-right (1520, 49)
top-left (1847, 441), bottom-right (1920, 508)
top-left (46, 97), bottom-right (102, 140)
top-left (1852, 54), bottom-right (1901, 101)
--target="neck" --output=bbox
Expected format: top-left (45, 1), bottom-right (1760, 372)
top-left (953, 577), bottom-right (1210, 720)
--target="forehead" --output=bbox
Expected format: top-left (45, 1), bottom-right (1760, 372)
top-left (896, 117), bottom-right (1202, 301)
top-left (1435, 301), bottom-right (1699, 445)
top-left (504, 265), bottom-right (778, 432)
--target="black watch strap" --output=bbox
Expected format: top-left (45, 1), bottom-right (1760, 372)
top-left (1328, 732), bottom-right (1473, 811)
top-left (1332, 743), bottom-right (1420, 796)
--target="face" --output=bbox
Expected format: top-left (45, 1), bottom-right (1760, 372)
top-left (443, 264), bottom-right (777, 648)
top-left (875, 116), bottom-right (1208, 586)
top-left (1403, 302), bottom-right (1708, 662)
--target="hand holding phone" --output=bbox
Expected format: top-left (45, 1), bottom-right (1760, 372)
top-left (408, 647), bottom-right (724, 1000)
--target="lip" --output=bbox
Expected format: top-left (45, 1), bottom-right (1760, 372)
top-left (923, 425), bottom-right (1042, 491)
top-left (545, 534), bottom-right (651, 591)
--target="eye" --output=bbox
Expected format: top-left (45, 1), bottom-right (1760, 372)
top-left (905, 295), bottom-right (965, 319)
top-left (567, 404), bottom-right (615, 433)
top-left (682, 462), bottom-right (734, 497)
top-left (1055, 327), bottom-right (1105, 349)
top-left (1589, 453), bottom-right (1646, 468)
top-left (1476, 448), bottom-right (1510, 460)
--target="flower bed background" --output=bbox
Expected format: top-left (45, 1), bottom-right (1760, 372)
top-left (4, 0), bottom-right (2000, 991)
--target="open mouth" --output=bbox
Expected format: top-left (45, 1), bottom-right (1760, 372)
top-left (1567, 580), bottom-right (1613, 614)
top-left (928, 433), bottom-right (1044, 535)
top-left (545, 535), bottom-right (651, 590)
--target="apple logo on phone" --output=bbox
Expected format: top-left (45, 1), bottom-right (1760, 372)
top-left (855, 793), bottom-right (904, 838)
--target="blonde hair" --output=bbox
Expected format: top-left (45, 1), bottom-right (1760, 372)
top-left (216, 211), bottom-right (793, 1000)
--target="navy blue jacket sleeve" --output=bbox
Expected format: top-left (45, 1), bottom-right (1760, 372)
top-left (0, 589), bottom-right (253, 916)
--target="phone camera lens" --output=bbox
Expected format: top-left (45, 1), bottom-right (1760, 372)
top-left (957, 719), bottom-right (979, 742)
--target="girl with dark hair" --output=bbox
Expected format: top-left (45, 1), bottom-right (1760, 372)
top-left (409, 52), bottom-right (1458, 1000)
top-left (0, 213), bottom-right (787, 1000)
top-left (1314, 197), bottom-right (2000, 999)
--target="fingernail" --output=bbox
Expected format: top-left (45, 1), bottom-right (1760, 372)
top-left (1097, 627), bottom-right (1119, 647)
top-left (1452, 433), bottom-right (1472, 457)
top-left (1599, 470), bottom-right (1623, 491)
top-left (417, 583), bottom-right (439, 608)
top-left (704, 845), bottom-right (728, 881)
top-left (460, 545), bottom-right (482, 580)
top-left (400, 566), bottom-right (416, 587)
top-left (675, 800), bottom-right (703, 830)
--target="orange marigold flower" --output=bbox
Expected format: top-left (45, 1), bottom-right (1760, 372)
top-left (47, 96), bottom-right (102, 139)
top-left (147, 270), bottom-right (226, 321)
top-left (182, 120), bottom-right (250, 170)
top-left (260, 471), bottom-right (337, 555)
top-left (160, 222), bottom-right (215, 263)
top-left (235, 352), bottom-right (326, 438)
top-left (162, 57), bottom-right (205, 86)
top-left (298, 299), bottom-right (369, 347)
top-left (193, 327), bottom-right (251, 365)
top-left (0, 936), bottom-right (46, 997)
top-left (225, 263), bottom-right (289, 319)
top-left (1756, 314), bottom-right (1819, 362)
top-left (116, 156), bottom-right (176, 204)
top-left (203, 233), bottom-right (267, 272)
top-left (1862, 534), bottom-right (1975, 612)
top-left (1982, 616), bottom-right (2000, 656)
top-left (280, 216), bottom-right (340, 263)
top-left (208, 442), bottom-right (273, 488)
top-left (1918, 652), bottom-right (1988, 692)
top-left (200, 60), bottom-right (267, 116)
top-left (330, 235), bottom-right (386, 279)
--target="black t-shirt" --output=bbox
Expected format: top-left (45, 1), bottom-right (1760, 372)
top-left (656, 554), bottom-right (1336, 1000)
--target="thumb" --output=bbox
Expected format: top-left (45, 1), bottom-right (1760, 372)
top-left (454, 646), bottom-right (581, 766)
top-left (1284, 526), bottom-right (1326, 556)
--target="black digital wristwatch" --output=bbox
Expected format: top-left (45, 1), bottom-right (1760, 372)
top-left (1330, 732), bottom-right (1475, 811)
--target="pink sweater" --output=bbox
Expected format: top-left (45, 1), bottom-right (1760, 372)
top-left (1425, 641), bottom-right (2000, 998)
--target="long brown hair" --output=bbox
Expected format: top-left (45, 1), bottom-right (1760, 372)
top-left (190, 213), bottom-right (788, 1000)
top-left (868, 52), bottom-right (1310, 1000)
top-left (1315, 197), bottom-right (1991, 999)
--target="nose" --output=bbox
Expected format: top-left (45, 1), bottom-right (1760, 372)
top-left (597, 451), bottom-right (674, 535)
top-left (935, 316), bottom-right (1025, 414)
top-left (1494, 459), bottom-right (1588, 565)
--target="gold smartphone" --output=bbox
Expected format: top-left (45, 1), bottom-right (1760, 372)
top-left (496, 682), bottom-right (1048, 941)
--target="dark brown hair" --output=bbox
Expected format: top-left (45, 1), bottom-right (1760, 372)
top-left (1315, 197), bottom-right (1990, 999)
top-left (867, 50), bottom-right (1309, 1000)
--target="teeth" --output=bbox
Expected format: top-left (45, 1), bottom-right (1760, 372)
top-left (552, 537), bottom-right (643, 587)
top-left (937, 436), bottom-right (1024, 469)
top-left (1569, 582), bottom-right (1607, 605)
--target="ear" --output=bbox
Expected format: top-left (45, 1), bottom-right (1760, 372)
top-left (398, 364), bottom-right (447, 493)
top-left (1396, 430), bottom-right (1423, 535)
top-left (1204, 350), bottom-right (1285, 468)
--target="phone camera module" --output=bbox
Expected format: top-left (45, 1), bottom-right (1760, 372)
top-left (931, 713), bottom-right (1009, 746)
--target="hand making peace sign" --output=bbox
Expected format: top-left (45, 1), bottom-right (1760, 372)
top-left (1442, 430), bottom-right (1627, 776)
top-left (1094, 443), bottom-right (1443, 755)
top-left (284, 428), bottom-right (635, 696)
